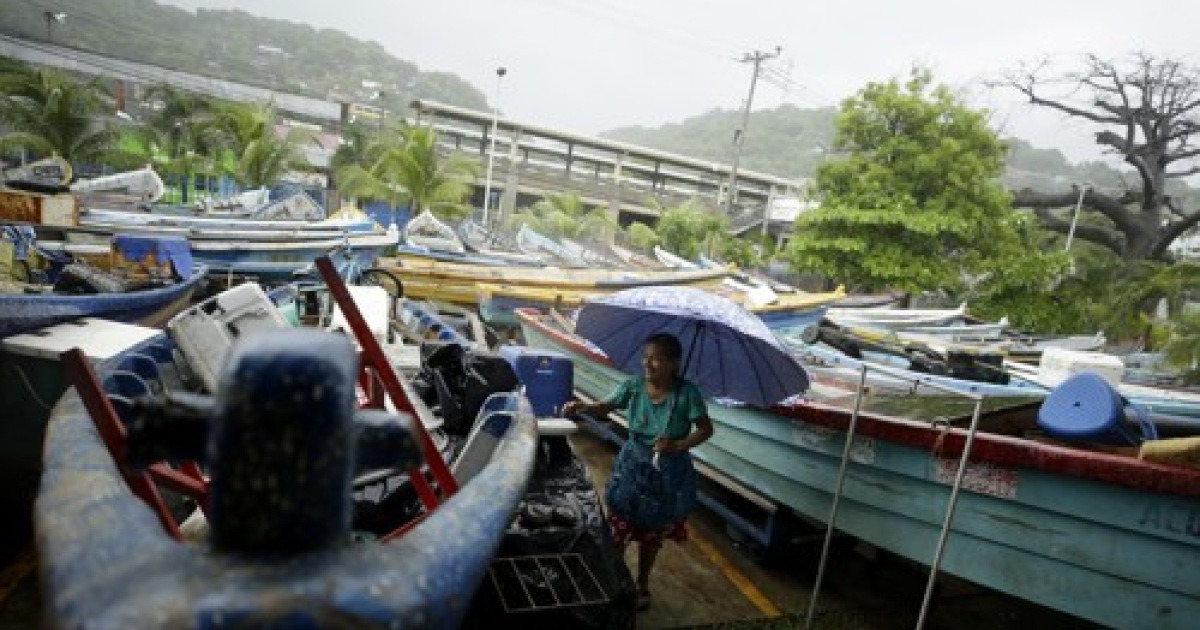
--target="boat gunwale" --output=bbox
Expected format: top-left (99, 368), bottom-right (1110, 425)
top-left (515, 308), bottom-right (1200, 499)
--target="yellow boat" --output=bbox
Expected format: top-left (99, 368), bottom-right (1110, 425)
top-left (476, 280), bottom-right (845, 328)
top-left (381, 253), bottom-right (730, 289)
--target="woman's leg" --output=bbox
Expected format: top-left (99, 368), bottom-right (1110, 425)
top-left (636, 540), bottom-right (662, 592)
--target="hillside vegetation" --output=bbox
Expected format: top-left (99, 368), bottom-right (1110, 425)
top-left (603, 104), bottom-right (1153, 194)
top-left (0, 0), bottom-right (487, 113)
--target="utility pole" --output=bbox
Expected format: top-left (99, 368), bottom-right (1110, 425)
top-left (724, 46), bottom-right (780, 225)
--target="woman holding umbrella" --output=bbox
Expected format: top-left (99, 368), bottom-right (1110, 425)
top-left (563, 332), bottom-right (714, 610)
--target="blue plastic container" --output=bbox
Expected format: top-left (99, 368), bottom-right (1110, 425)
top-left (499, 346), bottom-right (574, 418)
top-left (1037, 373), bottom-right (1158, 446)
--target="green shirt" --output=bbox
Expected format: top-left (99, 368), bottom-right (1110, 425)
top-left (605, 376), bottom-right (707, 446)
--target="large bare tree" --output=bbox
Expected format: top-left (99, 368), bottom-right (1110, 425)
top-left (1007, 53), bottom-right (1200, 261)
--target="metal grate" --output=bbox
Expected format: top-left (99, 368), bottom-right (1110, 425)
top-left (487, 553), bottom-right (609, 613)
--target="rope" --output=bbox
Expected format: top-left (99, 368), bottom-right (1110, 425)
top-left (10, 363), bottom-right (53, 412)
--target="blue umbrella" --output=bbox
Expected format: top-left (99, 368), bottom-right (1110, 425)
top-left (575, 285), bottom-right (809, 407)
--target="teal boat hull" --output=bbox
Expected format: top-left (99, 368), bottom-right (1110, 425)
top-left (518, 309), bottom-right (1200, 630)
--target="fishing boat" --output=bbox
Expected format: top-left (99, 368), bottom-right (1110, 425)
top-left (404, 210), bottom-right (466, 254)
top-left (35, 324), bottom-right (539, 629)
top-left (456, 218), bottom-right (548, 266)
top-left (516, 224), bottom-right (587, 266)
top-left (2, 156), bottom-right (72, 192)
top-left (69, 165), bottom-right (165, 203)
top-left (652, 245), bottom-right (697, 270)
top-left (477, 280), bottom-right (844, 329)
top-left (1, 228), bottom-right (208, 338)
top-left (381, 253), bottom-right (731, 309)
top-left (825, 302), bottom-right (970, 330)
top-left (516, 307), bottom-right (1200, 630)
top-left (607, 242), bottom-right (665, 270)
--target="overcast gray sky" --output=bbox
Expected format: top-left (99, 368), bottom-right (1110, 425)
top-left (164, 0), bottom-right (1199, 164)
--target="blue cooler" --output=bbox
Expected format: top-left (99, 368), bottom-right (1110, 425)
top-left (1037, 373), bottom-right (1158, 446)
top-left (499, 346), bottom-right (573, 418)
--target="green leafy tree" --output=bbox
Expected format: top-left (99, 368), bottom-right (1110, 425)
top-left (215, 102), bottom-right (314, 189)
top-left (626, 221), bottom-right (660, 251)
top-left (336, 125), bottom-right (477, 221)
top-left (1163, 311), bottom-right (1200, 384)
top-left (654, 200), bottom-right (727, 260)
top-left (0, 65), bottom-right (117, 164)
top-left (719, 236), bottom-right (763, 269)
top-left (783, 68), bottom-right (1066, 312)
top-left (1094, 261), bottom-right (1200, 347)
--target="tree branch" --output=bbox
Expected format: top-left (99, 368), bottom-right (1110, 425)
top-left (1165, 165), bottom-right (1200, 178)
top-left (1011, 187), bottom-right (1140, 234)
top-left (1029, 207), bottom-right (1126, 254)
top-left (1152, 211), bottom-right (1200, 259)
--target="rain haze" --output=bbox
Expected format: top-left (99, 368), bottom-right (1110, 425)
top-left (160, 0), bottom-right (1200, 165)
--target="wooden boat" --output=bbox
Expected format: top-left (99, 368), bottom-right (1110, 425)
top-left (3, 156), bottom-right (72, 192)
top-left (36, 325), bottom-right (539, 629)
top-left (1, 227), bottom-right (209, 338)
top-left (516, 224), bottom-right (586, 266)
top-left (457, 219), bottom-right (547, 266)
top-left (384, 252), bottom-right (730, 291)
top-left (601, 242), bottom-right (660, 270)
top-left (0, 264), bottom-right (207, 339)
top-left (69, 166), bottom-right (165, 202)
top-left (404, 210), bottom-right (466, 254)
top-left (516, 308), bottom-right (1200, 630)
top-left (825, 302), bottom-right (969, 330)
top-left (477, 280), bottom-right (843, 329)
top-left (38, 223), bottom-right (396, 282)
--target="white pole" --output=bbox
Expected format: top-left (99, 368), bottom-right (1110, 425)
top-left (1064, 183), bottom-right (1089, 252)
top-left (482, 67), bottom-right (506, 229)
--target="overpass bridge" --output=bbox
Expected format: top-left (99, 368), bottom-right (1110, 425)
top-left (411, 100), bottom-right (806, 233)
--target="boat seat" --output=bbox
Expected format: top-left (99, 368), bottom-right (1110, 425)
top-left (451, 392), bottom-right (521, 484)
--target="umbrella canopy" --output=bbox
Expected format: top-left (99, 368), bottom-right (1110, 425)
top-left (575, 285), bottom-right (809, 407)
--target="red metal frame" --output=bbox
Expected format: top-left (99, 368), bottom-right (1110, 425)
top-left (315, 256), bottom-right (459, 512)
top-left (60, 349), bottom-right (210, 540)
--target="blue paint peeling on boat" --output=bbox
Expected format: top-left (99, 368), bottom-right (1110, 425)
top-left (35, 328), bottom-right (538, 629)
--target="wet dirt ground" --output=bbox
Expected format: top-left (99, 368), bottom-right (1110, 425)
top-left (568, 426), bottom-right (1103, 630)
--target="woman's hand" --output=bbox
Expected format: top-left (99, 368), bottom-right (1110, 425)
top-left (653, 436), bottom-right (684, 454)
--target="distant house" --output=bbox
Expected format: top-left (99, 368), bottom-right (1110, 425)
top-left (255, 44), bottom-right (286, 56)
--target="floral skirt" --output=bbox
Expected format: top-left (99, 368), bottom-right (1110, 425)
top-left (605, 439), bottom-right (696, 546)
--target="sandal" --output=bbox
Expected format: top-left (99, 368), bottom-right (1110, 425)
top-left (635, 588), bottom-right (652, 611)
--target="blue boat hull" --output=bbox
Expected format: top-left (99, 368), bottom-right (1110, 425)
top-left (192, 235), bottom-right (393, 280)
top-left (36, 331), bottom-right (539, 629)
top-left (519, 310), bottom-right (1200, 630)
top-left (0, 265), bottom-right (207, 338)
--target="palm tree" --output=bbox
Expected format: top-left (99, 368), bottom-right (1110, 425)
top-left (0, 65), bottom-right (116, 164)
top-left (113, 84), bottom-right (222, 202)
top-left (524, 191), bottom-right (619, 242)
top-left (215, 102), bottom-right (314, 189)
top-left (336, 125), bottom-right (478, 223)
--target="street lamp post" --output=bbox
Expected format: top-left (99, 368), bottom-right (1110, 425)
top-left (43, 11), bottom-right (66, 42)
top-left (1064, 182), bottom-right (1091, 252)
top-left (482, 67), bottom-right (507, 230)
